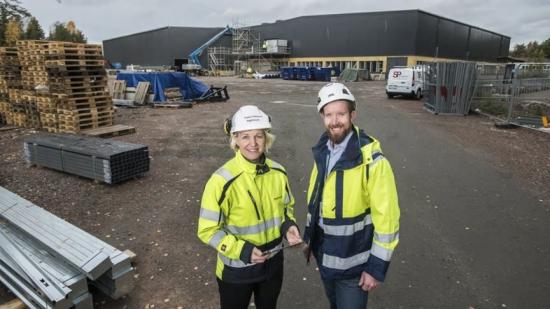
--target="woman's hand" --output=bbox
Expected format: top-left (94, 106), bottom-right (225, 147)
top-left (286, 225), bottom-right (302, 245)
top-left (251, 247), bottom-right (268, 264)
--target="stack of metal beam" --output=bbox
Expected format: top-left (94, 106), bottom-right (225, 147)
top-left (0, 186), bottom-right (136, 308)
top-left (23, 134), bottom-right (150, 184)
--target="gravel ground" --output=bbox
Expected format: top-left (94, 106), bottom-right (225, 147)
top-left (0, 77), bottom-right (549, 308)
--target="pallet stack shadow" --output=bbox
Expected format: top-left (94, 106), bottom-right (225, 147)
top-left (0, 186), bottom-right (136, 308)
top-left (24, 134), bottom-right (149, 184)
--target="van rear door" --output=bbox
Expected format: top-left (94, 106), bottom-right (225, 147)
top-left (387, 68), bottom-right (412, 92)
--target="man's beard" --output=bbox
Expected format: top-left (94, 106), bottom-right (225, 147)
top-left (327, 125), bottom-right (351, 144)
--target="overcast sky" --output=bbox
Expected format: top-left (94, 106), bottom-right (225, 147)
top-left (20, 0), bottom-right (549, 48)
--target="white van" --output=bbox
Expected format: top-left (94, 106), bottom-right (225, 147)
top-left (385, 67), bottom-right (424, 99)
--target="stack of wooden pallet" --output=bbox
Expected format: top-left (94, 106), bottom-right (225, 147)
top-left (35, 95), bottom-right (60, 132)
top-left (0, 40), bottom-right (114, 132)
top-left (163, 87), bottom-right (183, 102)
top-left (0, 47), bottom-right (21, 125)
top-left (44, 41), bottom-right (113, 133)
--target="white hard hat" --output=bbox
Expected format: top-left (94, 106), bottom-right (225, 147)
top-left (227, 105), bottom-right (271, 134)
top-left (317, 82), bottom-right (356, 112)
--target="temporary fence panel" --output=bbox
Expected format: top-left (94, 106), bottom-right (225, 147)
top-left (423, 62), bottom-right (477, 115)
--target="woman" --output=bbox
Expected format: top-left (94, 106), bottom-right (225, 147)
top-left (197, 105), bottom-right (301, 309)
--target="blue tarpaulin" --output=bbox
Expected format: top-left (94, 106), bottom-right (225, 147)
top-left (116, 72), bottom-right (210, 102)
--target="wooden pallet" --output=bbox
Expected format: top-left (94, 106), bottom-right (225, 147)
top-left (81, 124), bottom-right (136, 138)
top-left (58, 119), bottom-right (114, 132)
top-left (113, 80), bottom-right (126, 99)
top-left (163, 87), bottom-right (182, 101)
top-left (45, 59), bottom-right (104, 66)
top-left (152, 102), bottom-right (192, 108)
top-left (50, 85), bottom-right (107, 95)
top-left (134, 82), bottom-right (150, 104)
top-left (0, 125), bottom-right (18, 131)
top-left (44, 53), bottom-right (104, 60)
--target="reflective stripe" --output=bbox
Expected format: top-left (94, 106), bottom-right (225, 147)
top-left (322, 214), bottom-right (372, 236)
top-left (218, 241), bottom-right (282, 267)
top-left (283, 192), bottom-right (291, 205)
top-left (219, 253), bottom-right (250, 268)
top-left (369, 152), bottom-right (384, 168)
top-left (226, 217), bottom-right (282, 235)
top-left (209, 231), bottom-right (226, 248)
top-left (215, 167), bottom-right (233, 181)
top-left (199, 208), bottom-right (220, 222)
top-left (371, 242), bottom-right (394, 261)
top-left (374, 231), bottom-right (399, 244)
top-left (306, 213), bottom-right (311, 227)
top-left (322, 250), bottom-right (370, 270)
top-left (271, 161), bottom-right (283, 170)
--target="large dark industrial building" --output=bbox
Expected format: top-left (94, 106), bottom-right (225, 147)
top-left (103, 9), bottom-right (510, 73)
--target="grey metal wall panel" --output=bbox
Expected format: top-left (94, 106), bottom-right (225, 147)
top-left (253, 11), bottom-right (418, 57)
top-left (469, 28), bottom-right (504, 61)
top-left (103, 27), bottom-right (228, 67)
top-left (415, 13), bottom-right (439, 57)
top-left (415, 11), bottom-right (510, 62)
top-left (500, 36), bottom-right (511, 57)
top-left (437, 19), bottom-right (470, 59)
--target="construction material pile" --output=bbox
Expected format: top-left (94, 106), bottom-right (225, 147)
top-left (0, 40), bottom-right (114, 133)
top-left (0, 186), bottom-right (136, 308)
top-left (24, 134), bottom-right (150, 184)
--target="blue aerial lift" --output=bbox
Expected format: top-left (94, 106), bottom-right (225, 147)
top-left (186, 26), bottom-right (233, 70)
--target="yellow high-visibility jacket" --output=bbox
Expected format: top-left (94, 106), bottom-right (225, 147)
top-left (304, 126), bottom-right (400, 282)
top-left (198, 150), bottom-right (297, 283)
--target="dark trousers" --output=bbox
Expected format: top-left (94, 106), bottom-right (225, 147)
top-left (217, 269), bottom-right (283, 309)
top-left (313, 226), bottom-right (369, 308)
top-left (322, 276), bottom-right (369, 309)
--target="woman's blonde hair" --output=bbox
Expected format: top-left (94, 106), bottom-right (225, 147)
top-left (230, 129), bottom-right (276, 154)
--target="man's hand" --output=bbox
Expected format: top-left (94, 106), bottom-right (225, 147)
top-left (358, 271), bottom-right (380, 292)
top-left (286, 226), bottom-right (302, 245)
top-left (251, 248), bottom-right (268, 264)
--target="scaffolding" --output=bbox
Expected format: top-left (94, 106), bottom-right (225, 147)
top-left (207, 46), bottom-right (232, 73)
top-left (207, 21), bottom-right (291, 75)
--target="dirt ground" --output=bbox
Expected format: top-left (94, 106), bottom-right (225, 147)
top-left (0, 77), bottom-right (549, 308)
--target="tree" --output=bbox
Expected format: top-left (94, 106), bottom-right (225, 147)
top-left (48, 21), bottom-right (87, 43)
top-left (510, 39), bottom-right (550, 61)
top-left (24, 16), bottom-right (44, 40)
top-left (0, 0), bottom-right (30, 45)
top-left (540, 38), bottom-right (550, 59)
top-left (4, 18), bottom-right (21, 46)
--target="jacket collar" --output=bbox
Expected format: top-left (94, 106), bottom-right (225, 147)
top-left (235, 150), bottom-right (269, 175)
top-left (312, 125), bottom-right (373, 171)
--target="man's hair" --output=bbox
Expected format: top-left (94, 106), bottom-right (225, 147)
top-left (320, 100), bottom-right (356, 114)
top-left (230, 129), bottom-right (276, 153)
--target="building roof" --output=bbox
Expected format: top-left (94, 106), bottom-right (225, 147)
top-left (103, 26), bottom-right (225, 42)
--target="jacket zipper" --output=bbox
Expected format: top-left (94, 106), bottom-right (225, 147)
top-left (247, 190), bottom-right (261, 220)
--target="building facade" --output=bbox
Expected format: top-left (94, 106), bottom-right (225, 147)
top-left (103, 10), bottom-right (510, 73)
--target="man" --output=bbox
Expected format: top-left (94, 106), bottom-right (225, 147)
top-left (303, 83), bottom-right (400, 308)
